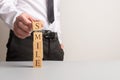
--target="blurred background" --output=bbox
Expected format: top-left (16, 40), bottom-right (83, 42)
top-left (0, 0), bottom-right (120, 61)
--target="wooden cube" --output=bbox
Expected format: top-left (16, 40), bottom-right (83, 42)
top-left (32, 21), bottom-right (43, 31)
top-left (33, 32), bottom-right (42, 41)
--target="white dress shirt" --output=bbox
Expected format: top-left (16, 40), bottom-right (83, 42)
top-left (0, 0), bottom-right (62, 43)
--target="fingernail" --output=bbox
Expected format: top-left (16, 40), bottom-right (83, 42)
top-left (29, 31), bottom-right (32, 34)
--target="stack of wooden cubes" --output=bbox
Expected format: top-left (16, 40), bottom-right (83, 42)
top-left (32, 21), bottom-right (43, 68)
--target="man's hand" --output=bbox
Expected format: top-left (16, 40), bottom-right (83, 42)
top-left (61, 44), bottom-right (64, 49)
top-left (13, 13), bottom-right (35, 39)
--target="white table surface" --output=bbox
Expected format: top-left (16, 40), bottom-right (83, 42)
top-left (0, 60), bottom-right (120, 80)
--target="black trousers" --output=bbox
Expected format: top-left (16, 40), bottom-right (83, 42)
top-left (6, 30), bottom-right (64, 61)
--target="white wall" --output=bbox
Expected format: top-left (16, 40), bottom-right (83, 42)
top-left (61, 0), bottom-right (120, 61)
top-left (0, 19), bottom-right (9, 61)
top-left (0, 0), bottom-right (120, 61)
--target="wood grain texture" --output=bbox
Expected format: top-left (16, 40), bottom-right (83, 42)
top-left (33, 21), bottom-right (43, 68)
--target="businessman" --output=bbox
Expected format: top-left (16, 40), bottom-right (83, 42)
top-left (0, 0), bottom-right (64, 61)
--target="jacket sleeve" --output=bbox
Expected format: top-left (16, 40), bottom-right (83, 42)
top-left (0, 0), bottom-right (22, 30)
